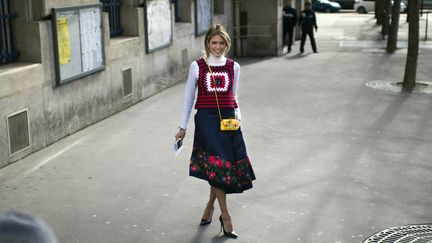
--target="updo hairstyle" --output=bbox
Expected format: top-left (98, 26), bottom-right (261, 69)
top-left (203, 24), bottom-right (231, 58)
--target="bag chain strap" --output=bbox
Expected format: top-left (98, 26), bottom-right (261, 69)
top-left (206, 62), bottom-right (224, 121)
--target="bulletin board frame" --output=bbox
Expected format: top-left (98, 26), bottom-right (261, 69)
top-left (195, 0), bottom-right (213, 36)
top-left (144, 0), bottom-right (173, 53)
top-left (52, 4), bottom-right (105, 86)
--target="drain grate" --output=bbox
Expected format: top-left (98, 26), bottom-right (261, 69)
top-left (122, 68), bottom-right (132, 97)
top-left (7, 109), bottom-right (30, 155)
top-left (366, 81), bottom-right (432, 94)
top-left (364, 224), bottom-right (432, 243)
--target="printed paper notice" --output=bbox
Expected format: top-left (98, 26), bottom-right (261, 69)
top-left (57, 17), bottom-right (71, 65)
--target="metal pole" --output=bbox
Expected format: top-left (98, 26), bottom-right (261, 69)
top-left (234, 0), bottom-right (241, 56)
top-left (4, 0), bottom-right (13, 56)
top-left (117, 0), bottom-right (121, 33)
top-left (0, 0), bottom-right (5, 62)
top-left (110, 0), bottom-right (114, 35)
top-left (421, 0), bottom-right (424, 16)
top-left (426, 12), bottom-right (429, 40)
top-left (113, 0), bottom-right (117, 34)
top-left (114, 0), bottom-right (117, 32)
top-left (118, 0), bottom-right (123, 34)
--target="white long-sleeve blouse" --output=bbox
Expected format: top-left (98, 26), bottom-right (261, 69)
top-left (179, 55), bottom-right (241, 130)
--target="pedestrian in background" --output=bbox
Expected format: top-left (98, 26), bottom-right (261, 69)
top-left (299, 2), bottom-right (318, 53)
top-left (0, 211), bottom-right (58, 243)
top-left (283, 1), bottom-right (298, 53)
top-left (175, 24), bottom-right (255, 239)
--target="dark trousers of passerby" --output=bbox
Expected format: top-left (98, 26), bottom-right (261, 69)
top-left (300, 29), bottom-right (317, 53)
top-left (283, 25), bottom-right (294, 52)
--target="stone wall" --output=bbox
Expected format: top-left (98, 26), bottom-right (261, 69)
top-left (239, 0), bottom-right (282, 56)
top-left (0, 0), bottom-right (234, 168)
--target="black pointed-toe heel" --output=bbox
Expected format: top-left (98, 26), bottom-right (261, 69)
top-left (219, 215), bottom-right (238, 238)
top-left (200, 208), bottom-right (214, 225)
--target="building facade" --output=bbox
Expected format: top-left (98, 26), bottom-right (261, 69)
top-left (0, 0), bottom-right (299, 168)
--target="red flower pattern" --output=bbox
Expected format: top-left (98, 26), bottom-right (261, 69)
top-left (209, 156), bottom-right (216, 164)
top-left (189, 147), bottom-right (254, 192)
top-left (215, 159), bottom-right (224, 168)
top-left (225, 161), bottom-right (232, 168)
top-left (226, 176), bottom-right (231, 185)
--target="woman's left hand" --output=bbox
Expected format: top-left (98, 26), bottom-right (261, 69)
top-left (175, 128), bottom-right (186, 141)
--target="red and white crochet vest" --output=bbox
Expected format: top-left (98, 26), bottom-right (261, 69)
top-left (194, 58), bottom-right (238, 109)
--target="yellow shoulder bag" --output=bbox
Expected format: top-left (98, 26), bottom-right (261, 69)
top-left (206, 62), bottom-right (240, 131)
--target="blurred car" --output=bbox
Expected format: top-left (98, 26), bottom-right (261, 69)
top-left (422, 0), bottom-right (432, 9)
top-left (403, 0), bottom-right (432, 10)
top-left (330, 0), bottom-right (355, 9)
top-left (354, 0), bottom-right (374, 13)
top-left (312, 0), bottom-right (342, 12)
top-left (354, 0), bottom-right (407, 14)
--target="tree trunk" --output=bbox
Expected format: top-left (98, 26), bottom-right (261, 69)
top-left (403, 0), bottom-right (419, 92)
top-left (382, 0), bottom-right (392, 37)
top-left (387, 0), bottom-right (401, 53)
top-left (376, 0), bottom-right (384, 25)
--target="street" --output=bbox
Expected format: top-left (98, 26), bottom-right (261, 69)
top-left (1, 12), bottom-right (432, 243)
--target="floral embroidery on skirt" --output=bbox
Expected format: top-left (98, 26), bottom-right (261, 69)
top-left (189, 147), bottom-right (255, 194)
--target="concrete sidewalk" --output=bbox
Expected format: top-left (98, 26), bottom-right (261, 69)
top-left (1, 13), bottom-right (432, 243)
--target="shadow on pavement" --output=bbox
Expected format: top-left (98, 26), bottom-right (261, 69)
top-left (187, 225), bottom-right (230, 243)
top-left (284, 52), bottom-right (312, 59)
top-left (210, 235), bottom-right (231, 243)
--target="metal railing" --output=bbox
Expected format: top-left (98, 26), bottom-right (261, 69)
top-left (0, 0), bottom-right (18, 64)
top-left (100, 0), bottom-right (123, 37)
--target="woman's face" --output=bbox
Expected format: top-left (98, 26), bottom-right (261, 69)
top-left (208, 35), bottom-right (227, 57)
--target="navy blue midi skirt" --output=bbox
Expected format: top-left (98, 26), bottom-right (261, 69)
top-left (189, 108), bottom-right (255, 194)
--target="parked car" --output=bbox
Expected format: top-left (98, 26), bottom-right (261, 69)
top-left (354, 0), bottom-right (407, 14)
top-left (330, 0), bottom-right (355, 9)
top-left (312, 0), bottom-right (342, 12)
top-left (422, 0), bottom-right (432, 9)
top-left (402, 0), bottom-right (432, 10)
top-left (354, 0), bottom-right (374, 13)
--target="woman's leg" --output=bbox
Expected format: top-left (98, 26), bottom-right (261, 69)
top-left (209, 186), bottom-right (216, 205)
top-left (202, 186), bottom-right (216, 220)
top-left (214, 186), bottom-right (234, 232)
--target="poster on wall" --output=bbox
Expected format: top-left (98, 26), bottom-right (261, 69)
top-left (52, 4), bottom-right (105, 85)
top-left (195, 0), bottom-right (212, 36)
top-left (144, 0), bottom-right (173, 53)
top-left (79, 8), bottom-right (103, 72)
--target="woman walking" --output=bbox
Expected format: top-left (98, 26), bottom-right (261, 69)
top-left (175, 24), bottom-right (255, 238)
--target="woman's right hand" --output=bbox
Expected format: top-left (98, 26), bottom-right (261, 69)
top-left (175, 128), bottom-right (186, 141)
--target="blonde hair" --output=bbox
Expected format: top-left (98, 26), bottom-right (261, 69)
top-left (203, 24), bottom-right (231, 58)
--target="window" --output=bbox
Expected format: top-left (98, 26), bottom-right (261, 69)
top-left (174, 0), bottom-right (192, 23)
top-left (214, 0), bottom-right (225, 14)
top-left (172, 0), bottom-right (180, 22)
top-left (100, 0), bottom-right (123, 37)
top-left (0, 0), bottom-right (18, 64)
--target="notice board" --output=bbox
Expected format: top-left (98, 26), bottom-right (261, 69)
top-left (195, 0), bottom-right (212, 36)
top-left (144, 0), bottom-right (173, 53)
top-left (52, 4), bottom-right (105, 85)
